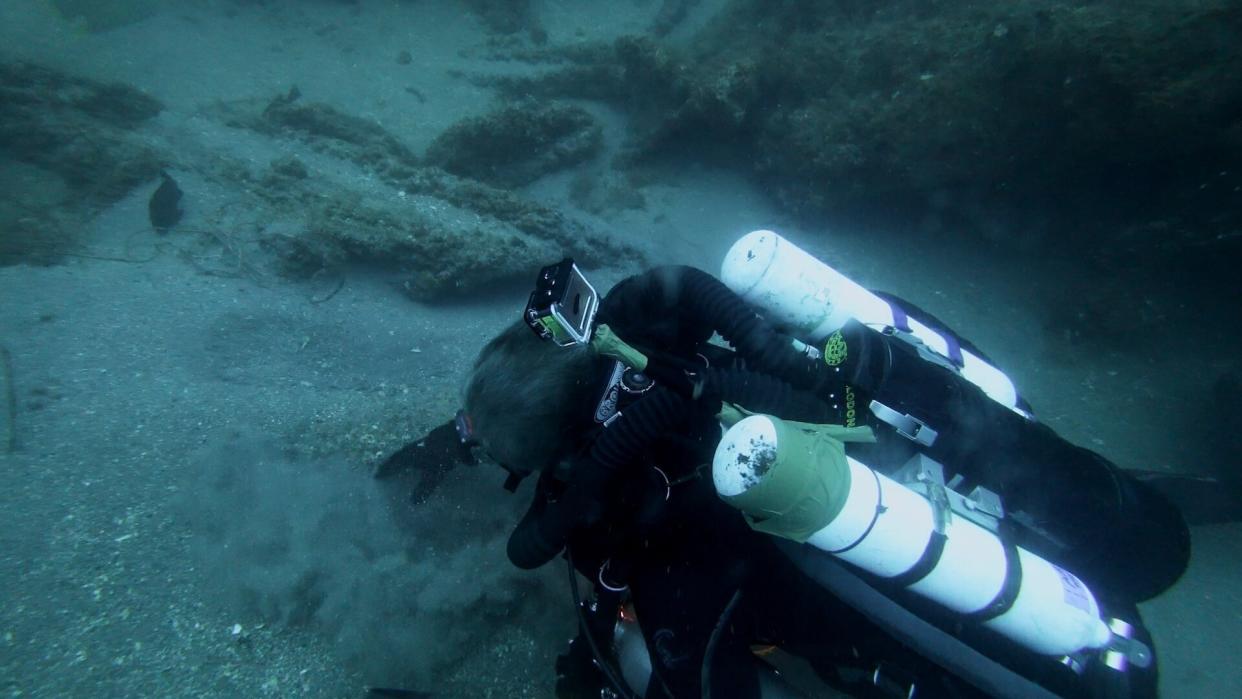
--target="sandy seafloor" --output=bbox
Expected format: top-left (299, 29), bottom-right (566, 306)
top-left (0, 1), bottom-right (1239, 697)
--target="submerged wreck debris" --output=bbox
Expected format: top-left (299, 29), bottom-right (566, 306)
top-left (0, 60), bottom-right (637, 299)
top-left (424, 101), bottom-right (602, 187)
top-left (256, 178), bottom-right (565, 299)
top-left (211, 90), bottom-right (642, 299)
top-left (250, 86), bottom-right (422, 181)
top-left (475, 2), bottom-right (1242, 239)
top-left (477, 36), bottom-right (689, 124)
top-left (0, 62), bottom-right (164, 264)
top-left (469, 35), bottom-right (758, 167)
top-left (0, 62), bottom-right (163, 198)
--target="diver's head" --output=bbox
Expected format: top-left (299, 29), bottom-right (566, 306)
top-left (463, 319), bottom-right (600, 476)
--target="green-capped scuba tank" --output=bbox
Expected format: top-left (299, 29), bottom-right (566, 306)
top-left (709, 231), bottom-right (1185, 699)
top-left (720, 230), bottom-right (1189, 605)
top-left (713, 414), bottom-right (1154, 698)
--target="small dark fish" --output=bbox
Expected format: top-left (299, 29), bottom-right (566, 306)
top-left (148, 170), bottom-right (183, 234)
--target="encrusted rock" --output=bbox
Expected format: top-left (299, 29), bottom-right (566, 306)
top-left (214, 91), bottom-right (641, 299)
top-left (0, 62), bottom-right (163, 264)
top-left (250, 87), bottom-right (421, 182)
top-left (424, 102), bottom-right (603, 188)
top-left (472, 2), bottom-right (1242, 242)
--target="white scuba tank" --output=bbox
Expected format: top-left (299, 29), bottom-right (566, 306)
top-left (713, 414), bottom-right (1114, 658)
top-left (721, 230), bottom-right (1025, 414)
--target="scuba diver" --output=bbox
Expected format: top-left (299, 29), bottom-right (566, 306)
top-left (377, 231), bottom-right (1196, 699)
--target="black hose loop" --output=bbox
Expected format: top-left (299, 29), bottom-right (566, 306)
top-left (507, 387), bottom-right (690, 569)
top-left (701, 367), bottom-right (835, 423)
top-left (632, 266), bottom-right (826, 390)
top-left (701, 588), bottom-right (744, 699)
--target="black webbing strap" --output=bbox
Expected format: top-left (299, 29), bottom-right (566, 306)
top-left (963, 539), bottom-right (1024, 622)
top-left (827, 467), bottom-right (887, 555)
top-left (887, 530), bottom-right (948, 588)
top-left (774, 539), bottom-right (1061, 699)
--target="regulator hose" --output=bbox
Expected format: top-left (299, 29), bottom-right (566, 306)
top-left (700, 366), bottom-right (836, 424)
top-left (601, 266), bottom-right (833, 391)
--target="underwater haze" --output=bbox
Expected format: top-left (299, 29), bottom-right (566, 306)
top-left (1, 1), bottom-right (1239, 697)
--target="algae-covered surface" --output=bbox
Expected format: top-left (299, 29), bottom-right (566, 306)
top-left (0, 1), bottom-right (1238, 697)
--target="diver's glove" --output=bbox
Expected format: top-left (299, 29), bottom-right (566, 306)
top-left (374, 420), bottom-right (476, 504)
top-left (508, 388), bottom-right (689, 569)
top-left (507, 501), bottom-right (571, 570)
top-left (507, 480), bottom-right (604, 570)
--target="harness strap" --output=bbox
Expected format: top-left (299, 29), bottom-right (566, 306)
top-left (828, 467), bottom-right (888, 555)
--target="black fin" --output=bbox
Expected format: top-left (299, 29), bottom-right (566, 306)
top-left (1130, 470), bottom-right (1242, 525)
top-left (373, 440), bottom-right (425, 479)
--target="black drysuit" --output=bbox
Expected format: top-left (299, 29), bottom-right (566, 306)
top-left (506, 266), bottom-right (1185, 699)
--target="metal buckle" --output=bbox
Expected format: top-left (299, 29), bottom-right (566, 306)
top-left (1102, 618), bottom-right (1152, 671)
top-left (894, 454), bottom-right (1005, 533)
top-left (869, 400), bottom-right (939, 447)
